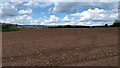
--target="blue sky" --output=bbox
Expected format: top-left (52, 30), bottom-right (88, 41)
top-left (0, 1), bottom-right (119, 26)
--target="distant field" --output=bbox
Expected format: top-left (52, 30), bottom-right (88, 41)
top-left (2, 27), bottom-right (118, 66)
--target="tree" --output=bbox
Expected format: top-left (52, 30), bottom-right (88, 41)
top-left (105, 24), bottom-right (108, 27)
top-left (112, 20), bottom-right (120, 27)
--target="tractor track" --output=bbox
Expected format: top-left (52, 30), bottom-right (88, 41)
top-left (3, 44), bottom-right (118, 66)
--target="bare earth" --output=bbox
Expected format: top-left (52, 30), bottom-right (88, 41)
top-left (2, 27), bottom-right (118, 66)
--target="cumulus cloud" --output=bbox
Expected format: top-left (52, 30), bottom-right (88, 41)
top-left (77, 21), bottom-right (113, 26)
top-left (1, 2), bottom-right (18, 18)
top-left (24, 2), bottom-right (53, 8)
top-left (18, 9), bottom-right (32, 15)
top-left (10, 1), bottom-right (24, 7)
top-left (53, 2), bottom-right (117, 13)
top-left (62, 15), bottom-right (70, 22)
top-left (0, 2), bottom-right (118, 26)
top-left (37, 15), bottom-right (60, 24)
top-left (71, 8), bottom-right (117, 23)
top-left (2, 0), bottom-right (119, 2)
top-left (16, 15), bottom-right (32, 21)
top-left (0, 14), bottom-right (33, 25)
top-left (79, 8), bottom-right (105, 22)
top-left (49, 15), bottom-right (59, 23)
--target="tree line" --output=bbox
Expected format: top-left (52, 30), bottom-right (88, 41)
top-left (49, 20), bottom-right (120, 28)
top-left (0, 20), bottom-right (120, 30)
top-left (0, 22), bottom-right (19, 32)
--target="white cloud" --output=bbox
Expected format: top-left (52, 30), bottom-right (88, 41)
top-left (71, 8), bottom-right (117, 23)
top-left (79, 8), bottom-right (105, 21)
top-left (49, 15), bottom-right (59, 22)
top-left (24, 2), bottom-right (53, 8)
top-left (62, 15), bottom-right (70, 22)
top-left (1, 2), bottom-right (18, 18)
top-left (2, 0), bottom-right (119, 2)
top-left (53, 2), bottom-right (117, 13)
top-left (24, 2), bottom-right (39, 8)
top-left (0, 14), bottom-right (33, 24)
top-left (16, 15), bottom-right (32, 21)
top-left (10, 2), bottom-right (24, 7)
top-left (0, 2), bottom-right (118, 26)
top-left (77, 21), bottom-right (113, 26)
top-left (18, 9), bottom-right (32, 15)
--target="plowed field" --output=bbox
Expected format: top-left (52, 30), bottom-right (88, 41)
top-left (2, 28), bottom-right (118, 66)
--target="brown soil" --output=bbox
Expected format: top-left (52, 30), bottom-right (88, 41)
top-left (2, 27), bottom-right (118, 66)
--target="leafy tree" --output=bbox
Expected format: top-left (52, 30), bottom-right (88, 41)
top-left (105, 24), bottom-right (108, 27)
top-left (112, 20), bottom-right (120, 27)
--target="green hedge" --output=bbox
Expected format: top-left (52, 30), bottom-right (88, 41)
top-left (1, 28), bottom-right (19, 32)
